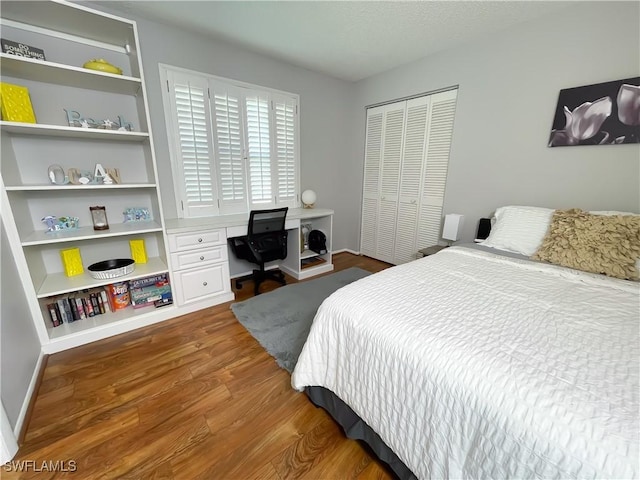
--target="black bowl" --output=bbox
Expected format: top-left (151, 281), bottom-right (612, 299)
top-left (88, 258), bottom-right (135, 272)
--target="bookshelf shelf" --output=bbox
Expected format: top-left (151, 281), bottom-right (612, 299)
top-left (21, 221), bottom-right (164, 246)
top-left (36, 256), bottom-right (169, 298)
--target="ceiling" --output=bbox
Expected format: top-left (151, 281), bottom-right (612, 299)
top-left (101, 1), bottom-right (572, 82)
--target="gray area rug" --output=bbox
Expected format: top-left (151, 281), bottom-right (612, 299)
top-left (231, 267), bottom-right (371, 373)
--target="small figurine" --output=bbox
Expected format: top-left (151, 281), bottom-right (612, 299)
top-left (42, 215), bottom-right (57, 232)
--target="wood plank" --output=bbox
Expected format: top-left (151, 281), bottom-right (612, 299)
top-left (12, 253), bottom-right (394, 480)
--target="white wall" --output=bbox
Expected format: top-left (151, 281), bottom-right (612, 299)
top-left (351, 2), bottom-right (640, 244)
top-left (90, 5), bottom-right (357, 251)
top-left (0, 221), bottom-right (41, 431)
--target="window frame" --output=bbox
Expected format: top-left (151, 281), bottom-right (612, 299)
top-left (159, 64), bottom-right (301, 218)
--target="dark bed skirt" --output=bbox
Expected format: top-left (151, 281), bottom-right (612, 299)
top-left (305, 386), bottom-right (417, 480)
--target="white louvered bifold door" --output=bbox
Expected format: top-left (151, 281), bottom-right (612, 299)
top-left (167, 71), bottom-right (218, 217)
top-left (376, 103), bottom-right (406, 263)
top-left (417, 89), bottom-right (458, 250)
top-left (360, 107), bottom-right (384, 257)
top-left (211, 82), bottom-right (246, 215)
top-left (272, 94), bottom-right (299, 208)
top-left (245, 90), bottom-right (273, 207)
top-left (393, 97), bottom-right (430, 264)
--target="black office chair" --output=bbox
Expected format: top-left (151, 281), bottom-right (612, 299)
top-left (228, 207), bottom-right (289, 295)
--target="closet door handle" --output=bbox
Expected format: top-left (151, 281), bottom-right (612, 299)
top-left (200, 256), bottom-right (205, 261)
top-left (197, 238), bottom-right (203, 243)
top-left (202, 281), bottom-right (208, 287)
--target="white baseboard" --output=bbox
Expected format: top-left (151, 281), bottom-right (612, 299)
top-left (1, 403), bottom-right (18, 463)
top-left (332, 248), bottom-right (360, 256)
top-left (14, 350), bottom-right (46, 438)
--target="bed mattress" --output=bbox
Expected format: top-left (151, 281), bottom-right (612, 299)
top-left (291, 247), bottom-right (639, 479)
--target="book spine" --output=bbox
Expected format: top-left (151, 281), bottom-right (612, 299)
top-left (56, 298), bottom-right (70, 323)
top-left (96, 291), bottom-right (105, 314)
top-left (83, 296), bottom-right (94, 317)
top-left (75, 297), bottom-right (86, 320)
top-left (68, 297), bottom-right (80, 322)
top-left (100, 290), bottom-right (111, 313)
top-left (47, 303), bottom-right (61, 327)
top-left (128, 274), bottom-right (168, 289)
top-left (90, 293), bottom-right (100, 315)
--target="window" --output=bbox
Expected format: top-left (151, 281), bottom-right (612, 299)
top-left (160, 65), bottom-right (300, 217)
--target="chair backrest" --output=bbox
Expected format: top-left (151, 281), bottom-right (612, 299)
top-left (246, 207), bottom-right (289, 263)
top-left (248, 207), bottom-right (288, 237)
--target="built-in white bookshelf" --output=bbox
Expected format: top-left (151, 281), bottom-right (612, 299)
top-left (0, 0), bottom-right (174, 351)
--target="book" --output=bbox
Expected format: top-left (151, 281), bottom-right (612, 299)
top-left (129, 273), bottom-right (168, 289)
top-left (83, 295), bottom-right (94, 317)
top-left (74, 296), bottom-right (86, 320)
top-left (90, 293), bottom-right (100, 315)
top-left (46, 303), bottom-right (61, 327)
top-left (100, 290), bottom-right (111, 313)
top-left (56, 298), bottom-right (71, 323)
top-left (96, 291), bottom-right (105, 314)
top-left (68, 297), bottom-right (80, 322)
top-left (130, 284), bottom-right (172, 309)
top-left (0, 82), bottom-right (36, 123)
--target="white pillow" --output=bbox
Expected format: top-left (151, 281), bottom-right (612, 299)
top-left (480, 206), bottom-right (554, 256)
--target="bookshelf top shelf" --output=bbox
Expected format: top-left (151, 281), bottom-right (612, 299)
top-left (0, 53), bottom-right (142, 94)
top-left (1, 0), bottom-right (136, 48)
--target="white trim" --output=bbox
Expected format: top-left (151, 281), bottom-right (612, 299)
top-left (13, 351), bottom-right (46, 438)
top-left (332, 248), bottom-right (360, 256)
top-left (1, 402), bottom-right (18, 464)
top-left (158, 63), bottom-right (298, 99)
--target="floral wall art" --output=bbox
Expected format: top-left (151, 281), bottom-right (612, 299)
top-left (548, 77), bottom-right (639, 147)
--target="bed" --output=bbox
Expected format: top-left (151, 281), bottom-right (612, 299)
top-left (291, 207), bottom-right (640, 479)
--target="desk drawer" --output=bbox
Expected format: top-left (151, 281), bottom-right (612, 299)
top-left (171, 245), bottom-right (227, 271)
top-left (168, 228), bottom-right (225, 252)
top-left (174, 263), bottom-right (230, 305)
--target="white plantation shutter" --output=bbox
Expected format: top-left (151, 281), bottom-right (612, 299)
top-left (417, 89), bottom-right (458, 251)
top-left (211, 83), bottom-right (246, 214)
top-left (273, 94), bottom-right (298, 206)
top-left (161, 65), bottom-right (300, 218)
top-left (360, 108), bottom-right (383, 257)
top-left (167, 71), bottom-right (218, 217)
top-left (246, 92), bottom-right (273, 206)
top-left (394, 97), bottom-right (430, 264)
top-left (360, 88), bottom-right (458, 264)
top-left (376, 103), bottom-right (405, 263)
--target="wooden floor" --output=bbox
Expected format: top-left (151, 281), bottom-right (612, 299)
top-left (7, 253), bottom-right (393, 480)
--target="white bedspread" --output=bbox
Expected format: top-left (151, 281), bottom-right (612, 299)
top-left (291, 247), bottom-right (640, 479)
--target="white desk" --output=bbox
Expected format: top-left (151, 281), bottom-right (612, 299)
top-left (164, 208), bottom-right (334, 304)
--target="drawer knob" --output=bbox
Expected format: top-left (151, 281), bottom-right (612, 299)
top-left (198, 238), bottom-right (203, 243)
top-left (202, 281), bottom-right (208, 286)
top-left (200, 256), bottom-right (205, 260)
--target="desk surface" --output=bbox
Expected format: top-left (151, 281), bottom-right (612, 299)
top-left (165, 208), bottom-right (334, 234)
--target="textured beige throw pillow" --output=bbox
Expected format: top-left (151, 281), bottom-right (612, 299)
top-left (532, 208), bottom-right (640, 280)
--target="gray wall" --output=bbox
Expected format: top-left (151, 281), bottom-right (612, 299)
top-left (92, 5), bottom-right (357, 250)
top-left (96, 2), bottom-right (639, 250)
top-left (1, 222), bottom-right (41, 430)
top-left (352, 1), bottom-right (640, 244)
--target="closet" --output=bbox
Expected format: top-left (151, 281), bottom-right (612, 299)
top-left (360, 89), bottom-right (458, 264)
